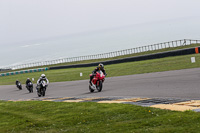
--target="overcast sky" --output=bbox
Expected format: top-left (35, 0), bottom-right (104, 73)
top-left (0, 0), bottom-right (200, 45)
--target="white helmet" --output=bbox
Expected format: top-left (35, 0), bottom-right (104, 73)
top-left (41, 74), bottom-right (46, 78)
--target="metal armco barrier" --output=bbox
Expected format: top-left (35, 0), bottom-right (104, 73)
top-left (49, 47), bottom-right (199, 70)
top-left (0, 68), bottom-right (48, 77)
top-left (1, 39), bottom-right (200, 70)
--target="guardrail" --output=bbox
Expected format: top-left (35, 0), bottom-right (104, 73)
top-left (49, 47), bottom-right (199, 70)
top-left (1, 39), bottom-right (200, 70)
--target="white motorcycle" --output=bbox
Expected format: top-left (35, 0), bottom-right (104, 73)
top-left (37, 80), bottom-right (47, 97)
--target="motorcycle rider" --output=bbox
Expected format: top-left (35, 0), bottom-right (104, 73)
top-left (36, 74), bottom-right (49, 91)
top-left (16, 80), bottom-right (20, 86)
top-left (89, 63), bottom-right (107, 85)
top-left (26, 78), bottom-right (32, 88)
top-left (16, 80), bottom-right (22, 89)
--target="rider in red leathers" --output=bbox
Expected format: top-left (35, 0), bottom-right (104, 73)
top-left (89, 63), bottom-right (107, 85)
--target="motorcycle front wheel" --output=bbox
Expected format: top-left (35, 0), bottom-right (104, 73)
top-left (37, 92), bottom-right (41, 97)
top-left (37, 88), bottom-right (41, 97)
top-left (41, 87), bottom-right (46, 96)
top-left (30, 87), bottom-right (33, 93)
top-left (18, 86), bottom-right (22, 90)
top-left (97, 80), bottom-right (103, 92)
top-left (27, 86), bottom-right (31, 93)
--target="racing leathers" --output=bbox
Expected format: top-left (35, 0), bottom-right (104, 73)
top-left (90, 67), bottom-right (106, 85)
top-left (16, 80), bottom-right (20, 86)
top-left (36, 77), bottom-right (49, 91)
top-left (26, 79), bottom-right (32, 88)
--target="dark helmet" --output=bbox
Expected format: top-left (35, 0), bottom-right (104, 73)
top-left (98, 63), bottom-right (104, 70)
top-left (16, 80), bottom-right (19, 84)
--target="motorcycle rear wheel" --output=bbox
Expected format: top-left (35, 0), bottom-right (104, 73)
top-left (89, 85), bottom-right (94, 92)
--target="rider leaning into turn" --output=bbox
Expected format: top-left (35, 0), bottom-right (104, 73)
top-left (15, 80), bottom-right (20, 86)
top-left (89, 63), bottom-right (107, 85)
top-left (36, 74), bottom-right (49, 91)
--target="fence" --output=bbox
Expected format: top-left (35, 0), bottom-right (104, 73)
top-left (50, 47), bottom-right (199, 70)
top-left (2, 39), bottom-right (200, 70)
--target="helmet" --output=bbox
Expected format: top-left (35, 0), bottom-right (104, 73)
top-left (98, 63), bottom-right (104, 70)
top-left (41, 74), bottom-right (46, 78)
top-left (27, 78), bottom-right (30, 80)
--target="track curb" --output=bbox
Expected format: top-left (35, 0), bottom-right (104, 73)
top-left (4, 97), bottom-right (200, 112)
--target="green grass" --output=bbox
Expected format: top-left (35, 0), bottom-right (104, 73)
top-left (0, 101), bottom-right (200, 133)
top-left (1, 45), bottom-right (200, 133)
top-left (1, 53), bottom-right (200, 85)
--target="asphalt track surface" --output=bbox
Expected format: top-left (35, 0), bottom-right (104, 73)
top-left (1, 68), bottom-right (200, 101)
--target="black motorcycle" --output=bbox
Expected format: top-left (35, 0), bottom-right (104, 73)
top-left (16, 82), bottom-right (22, 90)
top-left (37, 80), bottom-right (47, 97)
top-left (26, 82), bottom-right (33, 93)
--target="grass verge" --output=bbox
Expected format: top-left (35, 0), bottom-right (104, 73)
top-left (0, 101), bottom-right (200, 133)
top-left (1, 53), bottom-right (200, 85)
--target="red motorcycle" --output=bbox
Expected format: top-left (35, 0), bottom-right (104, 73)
top-left (89, 70), bottom-right (105, 92)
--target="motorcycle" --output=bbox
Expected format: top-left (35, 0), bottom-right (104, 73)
top-left (16, 82), bottom-right (22, 90)
top-left (89, 70), bottom-right (105, 92)
top-left (26, 82), bottom-right (33, 93)
top-left (37, 80), bottom-right (47, 97)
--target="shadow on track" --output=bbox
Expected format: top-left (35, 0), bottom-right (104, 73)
top-left (10, 89), bottom-right (22, 92)
top-left (22, 92), bottom-right (33, 95)
top-left (80, 90), bottom-right (108, 95)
